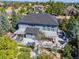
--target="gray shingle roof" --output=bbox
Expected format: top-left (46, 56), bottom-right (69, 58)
top-left (18, 12), bottom-right (59, 26)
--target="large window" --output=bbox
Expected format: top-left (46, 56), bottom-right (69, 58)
top-left (51, 28), bottom-right (55, 31)
top-left (47, 27), bottom-right (50, 31)
top-left (42, 26), bottom-right (52, 31)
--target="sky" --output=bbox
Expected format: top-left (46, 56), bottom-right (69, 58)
top-left (3, 0), bottom-right (79, 3)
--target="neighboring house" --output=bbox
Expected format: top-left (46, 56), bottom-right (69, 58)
top-left (0, 2), bottom-right (4, 6)
top-left (5, 6), bottom-right (12, 14)
top-left (5, 3), bottom-right (13, 19)
top-left (64, 6), bottom-right (79, 15)
top-left (33, 5), bottom-right (44, 12)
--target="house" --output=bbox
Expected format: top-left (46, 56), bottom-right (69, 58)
top-left (14, 6), bottom-right (68, 49)
top-left (0, 2), bottom-right (4, 6)
top-left (15, 12), bottom-right (59, 38)
top-left (5, 2), bottom-right (13, 19)
top-left (32, 5), bottom-right (44, 12)
top-left (64, 6), bottom-right (79, 16)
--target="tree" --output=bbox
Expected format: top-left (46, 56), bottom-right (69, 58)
top-left (72, 17), bottom-right (79, 59)
top-left (18, 7), bottom-right (26, 16)
top-left (0, 36), bottom-right (18, 59)
top-left (0, 9), bottom-right (11, 35)
top-left (11, 8), bottom-right (20, 32)
top-left (62, 16), bottom-right (79, 59)
top-left (13, 2), bottom-right (20, 9)
top-left (18, 52), bottom-right (30, 59)
top-left (45, 2), bottom-right (64, 15)
top-left (1, 11), bottom-right (11, 31)
top-left (18, 47), bottom-right (31, 59)
top-left (63, 43), bottom-right (72, 59)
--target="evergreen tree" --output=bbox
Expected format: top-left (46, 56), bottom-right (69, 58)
top-left (63, 43), bottom-right (72, 59)
top-left (62, 16), bottom-right (79, 59)
top-left (1, 11), bottom-right (10, 32)
top-left (0, 9), bottom-right (11, 35)
top-left (11, 8), bottom-right (20, 32)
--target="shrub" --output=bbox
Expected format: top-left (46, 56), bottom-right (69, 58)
top-left (20, 48), bottom-right (31, 52)
top-left (18, 52), bottom-right (30, 59)
top-left (37, 54), bottom-right (51, 59)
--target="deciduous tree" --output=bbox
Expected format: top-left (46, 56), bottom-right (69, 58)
top-left (0, 36), bottom-right (18, 59)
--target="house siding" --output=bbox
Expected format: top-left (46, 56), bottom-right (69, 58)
top-left (18, 24), bottom-right (58, 31)
top-left (18, 24), bottom-right (58, 37)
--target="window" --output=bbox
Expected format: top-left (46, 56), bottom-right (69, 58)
top-left (43, 26), bottom-right (45, 30)
top-left (51, 28), bottom-right (55, 31)
top-left (42, 26), bottom-right (51, 31)
top-left (47, 27), bottom-right (50, 31)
